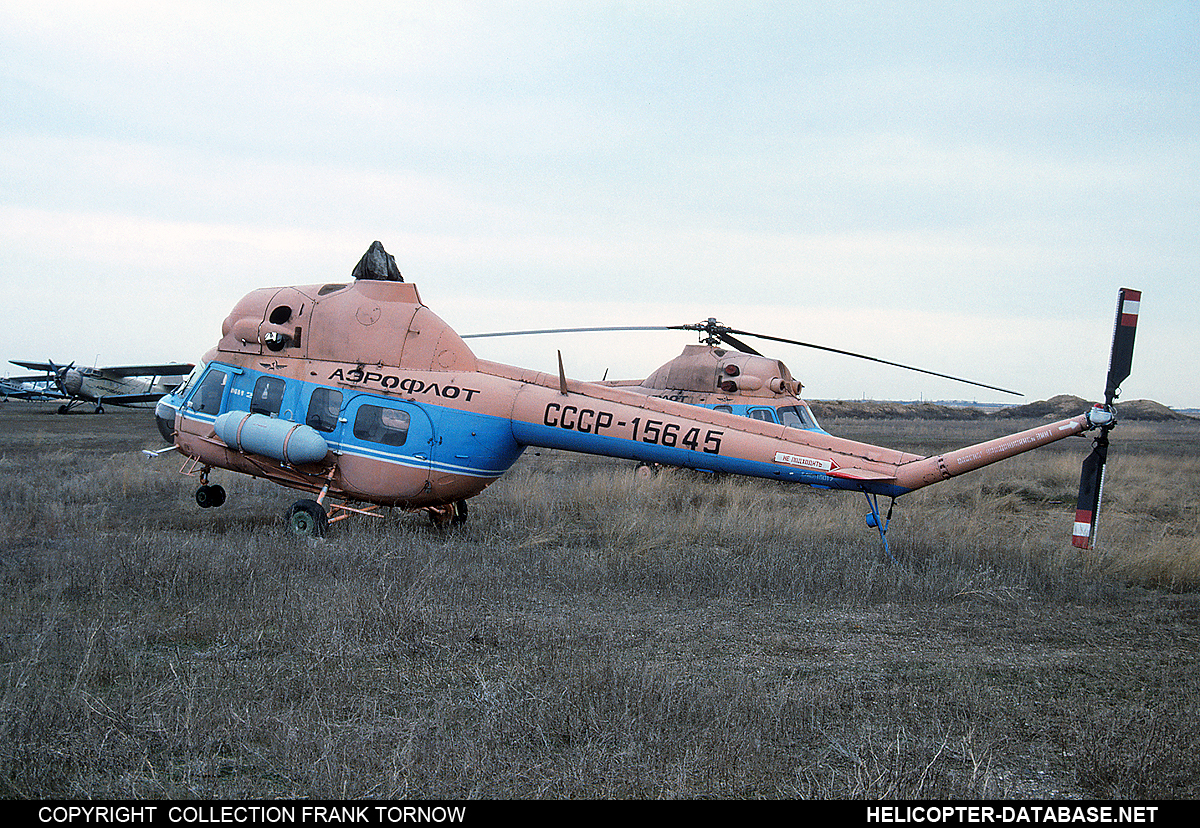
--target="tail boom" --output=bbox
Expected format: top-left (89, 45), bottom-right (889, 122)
top-left (894, 414), bottom-right (1092, 491)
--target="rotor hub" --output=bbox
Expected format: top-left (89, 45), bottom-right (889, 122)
top-left (1085, 404), bottom-right (1117, 430)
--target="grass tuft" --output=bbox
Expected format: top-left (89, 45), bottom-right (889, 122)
top-left (1, 405), bottom-right (1197, 798)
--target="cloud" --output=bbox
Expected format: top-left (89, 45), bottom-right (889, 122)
top-left (1, 2), bottom-right (1196, 406)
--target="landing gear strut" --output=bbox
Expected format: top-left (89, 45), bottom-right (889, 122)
top-left (426, 499), bottom-right (469, 527)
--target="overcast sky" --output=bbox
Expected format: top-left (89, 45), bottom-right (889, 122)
top-left (3, 2), bottom-right (1196, 407)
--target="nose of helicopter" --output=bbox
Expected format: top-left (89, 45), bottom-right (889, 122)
top-left (155, 398), bottom-right (178, 442)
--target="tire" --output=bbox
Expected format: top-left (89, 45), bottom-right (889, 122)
top-left (286, 499), bottom-right (328, 537)
top-left (195, 485), bottom-right (217, 508)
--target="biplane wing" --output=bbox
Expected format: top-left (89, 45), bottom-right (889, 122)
top-left (10, 361), bottom-right (193, 379)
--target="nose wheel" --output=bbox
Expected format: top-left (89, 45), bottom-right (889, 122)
top-left (194, 467), bottom-right (226, 508)
top-left (195, 484), bottom-right (226, 508)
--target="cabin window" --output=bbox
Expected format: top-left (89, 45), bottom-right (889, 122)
top-left (748, 407), bottom-right (778, 423)
top-left (192, 368), bottom-right (228, 414)
top-left (353, 404), bottom-right (411, 446)
top-left (250, 376), bottom-right (286, 416)
top-left (777, 405), bottom-right (818, 430)
top-left (306, 387), bottom-right (343, 432)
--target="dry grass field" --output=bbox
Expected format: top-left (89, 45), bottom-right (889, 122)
top-left (1, 401), bottom-right (1198, 799)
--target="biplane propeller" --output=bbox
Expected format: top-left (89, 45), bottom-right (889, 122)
top-left (150, 241), bottom-right (1137, 557)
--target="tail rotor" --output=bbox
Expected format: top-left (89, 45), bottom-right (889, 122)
top-left (1072, 288), bottom-right (1140, 550)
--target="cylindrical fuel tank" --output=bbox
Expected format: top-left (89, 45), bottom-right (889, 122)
top-left (213, 411), bottom-right (329, 466)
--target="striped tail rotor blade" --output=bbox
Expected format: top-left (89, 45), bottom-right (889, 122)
top-left (1105, 288), bottom-right (1140, 404)
top-left (1073, 438), bottom-right (1109, 550)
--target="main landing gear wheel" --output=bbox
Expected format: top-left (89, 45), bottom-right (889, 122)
top-left (286, 499), bottom-right (328, 537)
top-left (634, 461), bottom-right (659, 480)
top-left (427, 499), bottom-right (469, 527)
top-left (195, 484), bottom-right (226, 508)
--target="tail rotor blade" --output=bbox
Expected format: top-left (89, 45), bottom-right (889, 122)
top-left (1073, 437), bottom-right (1109, 550)
top-left (1073, 288), bottom-right (1140, 550)
top-left (1105, 288), bottom-right (1140, 405)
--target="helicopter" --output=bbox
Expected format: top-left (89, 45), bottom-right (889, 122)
top-left (151, 241), bottom-right (1137, 556)
top-left (461, 317), bottom-right (1026, 477)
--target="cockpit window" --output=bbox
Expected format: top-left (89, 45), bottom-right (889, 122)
top-left (777, 404), bottom-right (819, 430)
top-left (748, 408), bottom-right (777, 423)
top-left (192, 368), bottom-right (228, 414)
top-left (173, 363), bottom-right (205, 399)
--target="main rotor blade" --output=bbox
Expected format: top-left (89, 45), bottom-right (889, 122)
top-left (462, 326), bottom-right (670, 339)
top-left (462, 320), bottom-right (1021, 396)
top-left (1072, 436), bottom-right (1109, 550)
top-left (716, 331), bottom-right (762, 356)
top-left (1105, 288), bottom-right (1140, 406)
top-left (721, 328), bottom-right (1023, 397)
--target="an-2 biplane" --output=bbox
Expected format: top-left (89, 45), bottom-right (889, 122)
top-left (11, 360), bottom-right (194, 414)
top-left (152, 242), bottom-right (1137, 555)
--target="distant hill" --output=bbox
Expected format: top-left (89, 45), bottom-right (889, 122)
top-left (810, 394), bottom-right (1192, 421)
top-left (810, 400), bottom-right (986, 420)
top-left (992, 394), bottom-right (1188, 421)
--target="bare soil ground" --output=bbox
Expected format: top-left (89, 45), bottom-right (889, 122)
top-left (1, 402), bottom-right (1197, 799)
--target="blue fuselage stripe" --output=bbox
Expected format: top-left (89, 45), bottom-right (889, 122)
top-left (162, 364), bottom-right (911, 498)
top-left (510, 420), bottom-right (911, 497)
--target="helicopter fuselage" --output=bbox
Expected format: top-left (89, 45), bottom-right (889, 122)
top-left (156, 274), bottom-right (1102, 518)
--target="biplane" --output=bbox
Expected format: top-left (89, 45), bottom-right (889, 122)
top-left (11, 360), bottom-right (194, 414)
